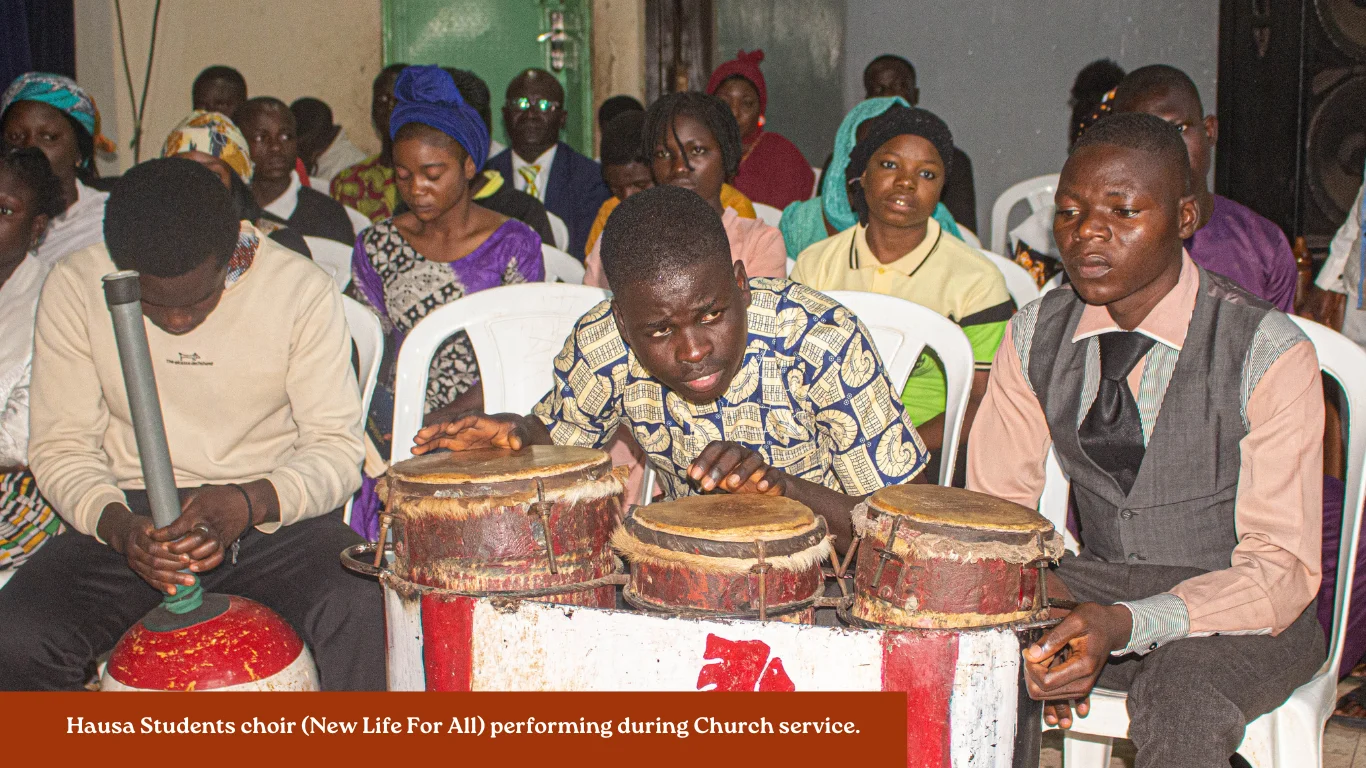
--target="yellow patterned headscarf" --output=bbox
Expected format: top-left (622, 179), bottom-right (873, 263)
top-left (161, 110), bottom-right (253, 182)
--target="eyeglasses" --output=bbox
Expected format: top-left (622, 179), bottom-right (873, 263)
top-left (507, 97), bottom-right (561, 113)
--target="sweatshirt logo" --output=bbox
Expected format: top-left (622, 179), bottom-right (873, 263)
top-left (167, 352), bottom-right (213, 366)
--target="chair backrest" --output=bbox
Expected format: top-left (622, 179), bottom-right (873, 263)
top-left (990, 173), bottom-right (1059, 255)
top-left (1039, 271), bottom-right (1066, 296)
top-left (302, 235), bottom-right (354, 292)
top-left (389, 283), bottom-right (610, 464)
top-left (753, 202), bottom-right (783, 228)
top-left (341, 295), bottom-right (384, 422)
top-left (956, 226), bottom-right (982, 249)
top-left (546, 211), bottom-right (570, 251)
top-left (823, 290), bottom-right (974, 485)
top-left (342, 205), bottom-right (371, 240)
top-left (811, 167), bottom-right (823, 197)
top-left (541, 243), bottom-right (585, 284)
top-left (1036, 315), bottom-right (1366, 678)
top-left (981, 250), bottom-right (1042, 308)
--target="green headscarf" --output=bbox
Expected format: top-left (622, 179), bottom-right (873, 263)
top-left (780, 97), bottom-right (961, 260)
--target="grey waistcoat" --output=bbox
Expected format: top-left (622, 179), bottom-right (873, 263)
top-left (1026, 268), bottom-right (1282, 572)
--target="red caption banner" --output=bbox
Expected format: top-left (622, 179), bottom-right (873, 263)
top-left (1, 692), bottom-right (905, 766)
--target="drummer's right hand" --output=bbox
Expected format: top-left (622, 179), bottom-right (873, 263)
top-left (413, 413), bottom-right (530, 453)
top-left (98, 502), bottom-right (199, 595)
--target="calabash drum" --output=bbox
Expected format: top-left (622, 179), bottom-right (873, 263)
top-left (381, 445), bottom-right (624, 607)
top-left (845, 485), bottom-right (1063, 768)
top-left (612, 495), bottom-right (832, 622)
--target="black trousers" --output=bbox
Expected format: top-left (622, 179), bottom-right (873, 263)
top-left (0, 493), bottom-right (386, 691)
top-left (1057, 553), bottom-right (1325, 768)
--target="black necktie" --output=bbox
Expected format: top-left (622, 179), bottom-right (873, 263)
top-left (1078, 331), bottom-right (1156, 495)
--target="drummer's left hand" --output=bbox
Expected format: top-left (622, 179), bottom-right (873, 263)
top-left (1021, 602), bottom-right (1132, 721)
top-left (688, 441), bottom-right (786, 495)
top-left (150, 484), bottom-right (261, 573)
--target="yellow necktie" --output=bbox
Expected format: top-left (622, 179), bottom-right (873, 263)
top-left (518, 165), bottom-right (542, 199)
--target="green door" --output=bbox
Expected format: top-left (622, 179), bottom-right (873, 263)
top-left (383, 0), bottom-right (594, 155)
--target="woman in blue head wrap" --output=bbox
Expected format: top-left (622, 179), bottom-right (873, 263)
top-left (347, 66), bottom-right (546, 537)
top-left (778, 97), bottom-right (961, 261)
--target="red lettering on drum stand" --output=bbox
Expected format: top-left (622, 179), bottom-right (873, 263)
top-left (882, 631), bottom-right (957, 768)
top-left (696, 634), bottom-right (796, 692)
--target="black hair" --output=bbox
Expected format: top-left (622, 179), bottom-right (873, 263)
top-left (290, 97), bottom-right (332, 136)
top-left (233, 96), bottom-right (293, 130)
top-left (104, 157), bottom-right (239, 277)
top-left (600, 110), bottom-right (647, 168)
top-left (864, 55), bottom-right (915, 82)
top-left (446, 68), bottom-right (493, 131)
top-left (0, 146), bottom-right (67, 218)
top-left (600, 184), bottom-right (731, 292)
top-left (375, 63), bottom-right (409, 92)
top-left (1068, 59), bottom-right (1125, 146)
top-left (193, 65), bottom-right (247, 96)
top-left (506, 68), bottom-right (565, 102)
top-left (641, 92), bottom-right (742, 180)
top-left (598, 95), bottom-right (644, 128)
top-left (1070, 112), bottom-right (1193, 195)
top-left (1113, 64), bottom-right (1203, 114)
top-left (845, 105), bottom-right (954, 225)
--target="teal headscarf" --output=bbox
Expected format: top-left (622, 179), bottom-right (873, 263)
top-left (779, 96), bottom-right (961, 260)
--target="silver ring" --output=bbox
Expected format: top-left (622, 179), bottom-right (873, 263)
top-left (192, 523), bottom-right (213, 537)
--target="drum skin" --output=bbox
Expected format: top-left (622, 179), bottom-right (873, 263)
top-left (850, 485), bottom-right (1061, 630)
top-left (384, 446), bottom-right (623, 607)
top-left (613, 495), bottom-right (832, 621)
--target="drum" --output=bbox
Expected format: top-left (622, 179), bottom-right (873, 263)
top-left (613, 495), bottom-right (832, 621)
top-left (380, 445), bottom-right (625, 607)
top-left (848, 484), bottom-right (1061, 629)
top-left (845, 484), bottom-right (1063, 768)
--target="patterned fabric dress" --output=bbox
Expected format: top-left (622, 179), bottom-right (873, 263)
top-left (350, 217), bottom-right (545, 442)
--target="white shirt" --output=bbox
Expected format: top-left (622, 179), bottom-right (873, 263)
top-left (510, 145), bottom-right (557, 201)
top-left (33, 179), bottom-right (107, 267)
top-left (1316, 180), bottom-right (1364, 294)
top-left (490, 139), bottom-right (507, 158)
top-left (262, 169), bottom-right (304, 221)
top-left (0, 255), bottom-right (53, 466)
top-left (312, 127), bottom-right (369, 184)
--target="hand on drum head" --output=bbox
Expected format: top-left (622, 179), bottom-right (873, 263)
top-left (688, 441), bottom-right (787, 495)
top-left (1021, 601), bottom-right (1133, 727)
top-left (413, 413), bottom-right (532, 454)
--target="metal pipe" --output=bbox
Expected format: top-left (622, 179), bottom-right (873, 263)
top-left (103, 270), bottom-right (182, 530)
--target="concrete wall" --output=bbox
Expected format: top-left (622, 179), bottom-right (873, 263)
top-left (76, 0), bottom-right (384, 175)
top-left (843, 0), bottom-right (1219, 243)
top-left (591, 0), bottom-right (647, 154)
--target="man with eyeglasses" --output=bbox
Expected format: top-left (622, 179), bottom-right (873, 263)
top-left (487, 68), bottom-right (610, 260)
top-left (1110, 64), bottom-right (1297, 314)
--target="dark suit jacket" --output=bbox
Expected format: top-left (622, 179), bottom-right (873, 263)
top-left (488, 142), bottom-right (610, 260)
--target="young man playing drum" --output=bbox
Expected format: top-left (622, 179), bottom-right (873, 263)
top-left (414, 184), bottom-right (929, 548)
top-left (967, 113), bottom-right (1324, 768)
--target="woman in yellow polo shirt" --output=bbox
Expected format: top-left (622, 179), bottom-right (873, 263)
top-left (790, 105), bottom-right (1012, 483)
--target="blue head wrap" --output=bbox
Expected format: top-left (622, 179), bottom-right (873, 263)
top-left (388, 65), bottom-right (490, 170)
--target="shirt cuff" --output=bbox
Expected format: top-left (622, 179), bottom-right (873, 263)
top-left (1315, 272), bottom-right (1346, 293)
top-left (1114, 593), bottom-right (1190, 655)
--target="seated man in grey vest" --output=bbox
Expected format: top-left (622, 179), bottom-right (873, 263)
top-left (967, 112), bottom-right (1324, 768)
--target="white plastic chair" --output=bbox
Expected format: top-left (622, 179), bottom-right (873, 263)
top-left (1040, 272), bottom-right (1067, 296)
top-left (823, 290), bottom-right (974, 485)
top-left (0, 568), bottom-right (13, 592)
top-left (546, 212), bottom-right (570, 251)
top-left (981, 250), bottom-right (1041, 308)
top-left (990, 174), bottom-right (1059, 255)
top-left (341, 296), bottom-right (384, 525)
top-left (811, 167), bottom-right (822, 197)
top-left (302, 235), bottom-right (354, 292)
top-left (1040, 315), bottom-right (1366, 768)
top-left (343, 205), bottom-right (371, 240)
top-left (389, 283), bottom-right (609, 464)
top-left (753, 203), bottom-right (783, 228)
top-left (541, 243), bottom-right (585, 284)
top-left (956, 226), bottom-right (982, 249)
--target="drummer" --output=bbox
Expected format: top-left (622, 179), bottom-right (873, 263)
top-left (967, 113), bottom-right (1323, 767)
top-left (414, 184), bottom-right (928, 548)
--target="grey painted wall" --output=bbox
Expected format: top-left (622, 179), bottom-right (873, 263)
top-left (842, 0), bottom-right (1219, 245)
top-left (715, 0), bottom-right (846, 166)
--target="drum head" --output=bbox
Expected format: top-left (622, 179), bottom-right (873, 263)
top-left (388, 445), bottom-right (609, 484)
top-left (632, 495), bottom-right (816, 543)
top-left (868, 485), bottom-right (1051, 536)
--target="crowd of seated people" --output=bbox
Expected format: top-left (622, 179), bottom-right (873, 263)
top-left (0, 43), bottom-right (1361, 768)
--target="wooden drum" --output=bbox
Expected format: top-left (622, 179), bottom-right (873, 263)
top-left (612, 495), bottom-right (832, 621)
top-left (382, 445), bottom-right (625, 607)
top-left (848, 484), bottom-right (1063, 630)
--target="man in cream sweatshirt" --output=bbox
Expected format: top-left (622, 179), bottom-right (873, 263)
top-left (0, 158), bottom-right (384, 690)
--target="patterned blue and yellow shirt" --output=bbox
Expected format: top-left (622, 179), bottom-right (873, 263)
top-left (531, 278), bottom-right (928, 498)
